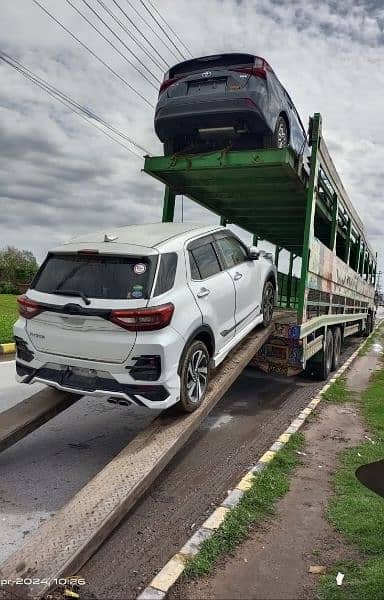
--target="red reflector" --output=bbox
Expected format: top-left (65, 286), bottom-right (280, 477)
top-left (159, 76), bottom-right (181, 94)
top-left (109, 303), bottom-right (174, 331)
top-left (17, 294), bottom-right (42, 319)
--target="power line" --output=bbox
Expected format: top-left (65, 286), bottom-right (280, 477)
top-left (109, 0), bottom-right (169, 70)
top-left (146, 0), bottom-right (193, 58)
top-left (31, 0), bottom-right (155, 107)
top-left (123, 0), bottom-right (179, 63)
top-left (77, 0), bottom-right (160, 85)
top-left (95, 0), bottom-right (167, 73)
top-left (0, 50), bottom-right (149, 158)
top-left (138, 0), bottom-right (186, 61)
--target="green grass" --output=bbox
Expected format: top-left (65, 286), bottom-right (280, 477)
top-left (0, 294), bottom-right (18, 344)
top-left (319, 364), bottom-right (384, 599)
top-left (322, 377), bottom-right (350, 404)
top-left (358, 322), bottom-right (384, 357)
top-left (185, 432), bottom-right (304, 578)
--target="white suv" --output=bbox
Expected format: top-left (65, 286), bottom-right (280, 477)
top-left (14, 223), bottom-right (276, 412)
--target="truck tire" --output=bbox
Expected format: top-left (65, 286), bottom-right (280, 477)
top-left (364, 313), bottom-right (373, 337)
top-left (261, 281), bottom-right (275, 327)
top-left (312, 329), bottom-right (333, 380)
top-left (331, 327), bottom-right (342, 371)
top-left (178, 340), bottom-right (210, 413)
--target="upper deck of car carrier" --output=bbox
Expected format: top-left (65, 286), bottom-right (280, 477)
top-left (144, 113), bottom-right (377, 375)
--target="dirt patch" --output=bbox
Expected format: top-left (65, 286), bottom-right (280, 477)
top-left (171, 400), bottom-right (365, 600)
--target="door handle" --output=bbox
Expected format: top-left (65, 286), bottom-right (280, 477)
top-left (197, 287), bottom-right (210, 298)
top-left (234, 272), bottom-right (243, 281)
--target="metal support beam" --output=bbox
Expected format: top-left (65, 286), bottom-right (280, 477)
top-left (274, 246), bottom-right (282, 269)
top-left (298, 113), bottom-right (321, 323)
top-left (345, 218), bottom-right (352, 264)
top-left (252, 234), bottom-right (259, 246)
top-left (287, 252), bottom-right (296, 308)
top-left (220, 216), bottom-right (228, 227)
top-left (356, 237), bottom-right (361, 273)
top-left (330, 193), bottom-right (338, 251)
top-left (162, 186), bottom-right (175, 222)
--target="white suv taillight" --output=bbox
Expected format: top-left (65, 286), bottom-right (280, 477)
top-left (17, 294), bottom-right (42, 319)
top-left (109, 303), bottom-right (174, 332)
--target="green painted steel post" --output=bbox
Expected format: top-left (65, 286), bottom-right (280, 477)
top-left (356, 237), bottom-right (361, 273)
top-left (287, 252), bottom-right (296, 308)
top-left (330, 193), bottom-right (338, 251)
top-left (220, 216), bottom-right (227, 227)
top-left (162, 186), bottom-right (175, 222)
top-left (345, 218), bottom-right (352, 264)
top-left (274, 246), bottom-right (281, 269)
top-left (297, 113), bottom-right (322, 324)
top-left (252, 234), bottom-right (258, 246)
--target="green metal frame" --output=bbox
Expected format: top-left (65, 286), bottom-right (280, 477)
top-left (143, 111), bottom-right (377, 342)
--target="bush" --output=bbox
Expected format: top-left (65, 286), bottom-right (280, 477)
top-left (0, 246), bottom-right (38, 289)
top-left (0, 281), bottom-right (19, 294)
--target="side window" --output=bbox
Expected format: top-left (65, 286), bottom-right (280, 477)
top-left (216, 236), bottom-right (248, 268)
top-left (189, 242), bottom-right (221, 280)
top-left (153, 253), bottom-right (178, 296)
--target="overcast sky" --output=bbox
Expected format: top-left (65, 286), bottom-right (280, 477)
top-left (1, 0), bottom-right (383, 277)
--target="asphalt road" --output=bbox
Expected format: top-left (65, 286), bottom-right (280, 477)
top-left (80, 337), bottom-right (362, 599)
top-left (0, 334), bottom-right (366, 597)
top-left (0, 361), bottom-right (156, 562)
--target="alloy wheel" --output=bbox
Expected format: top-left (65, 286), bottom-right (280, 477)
top-left (186, 349), bottom-right (208, 404)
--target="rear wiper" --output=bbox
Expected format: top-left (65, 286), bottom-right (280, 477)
top-left (53, 289), bottom-right (91, 306)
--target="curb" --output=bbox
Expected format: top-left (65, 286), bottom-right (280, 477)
top-left (138, 326), bottom-right (379, 600)
top-left (0, 342), bottom-right (15, 355)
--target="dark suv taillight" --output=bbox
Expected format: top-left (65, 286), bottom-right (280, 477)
top-left (159, 76), bottom-right (181, 94)
top-left (109, 303), bottom-right (174, 332)
top-left (17, 295), bottom-right (42, 319)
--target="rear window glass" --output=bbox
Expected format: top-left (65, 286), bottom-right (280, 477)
top-left (170, 54), bottom-right (254, 77)
top-left (32, 254), bottom-right (157, 300)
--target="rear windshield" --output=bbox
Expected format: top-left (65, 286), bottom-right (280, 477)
top-left (170, 53), bottom-right (254, 77)
top-left (32, 254), bottom-right (157, 300)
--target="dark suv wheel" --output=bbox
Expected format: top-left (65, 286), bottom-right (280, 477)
top-left (178, 340), bottom-right (210, 413)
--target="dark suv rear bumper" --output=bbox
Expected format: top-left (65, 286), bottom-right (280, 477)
top-left (155, 97), bottom-right (269, 141)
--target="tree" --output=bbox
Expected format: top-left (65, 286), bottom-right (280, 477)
top-left (0, 246), bottom-right (39, 293)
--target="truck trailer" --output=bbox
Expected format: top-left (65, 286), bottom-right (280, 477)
top-left (143, 113), bottom-right (377, 380)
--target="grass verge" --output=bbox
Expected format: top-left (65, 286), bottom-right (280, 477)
top-left (185, 432), bottom-right (304, 578)
top-left (322, 377), bottom-right (350, 404)
top-left (318, 359), bottom-right (384, 599)
top-left (0, 294), bottom-right (18, 344)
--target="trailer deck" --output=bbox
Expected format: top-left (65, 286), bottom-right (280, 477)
top-left (144, 147), bottom-right (307, 255)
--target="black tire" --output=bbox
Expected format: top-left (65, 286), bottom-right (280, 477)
top-left (178, 340), bottom-right (210, 413)
top-left (261, 281), bottom-right (275, 327)
top-left (364, 313), bottom-right (373, 337)
top-left (163, 137), bottom-right (185, 155)
top-left (264, 116), bottom-right (289, 149)
top-left (313, 329), bottom-right (333, 380)
top-left (331, 327), bottom-right (342, 371)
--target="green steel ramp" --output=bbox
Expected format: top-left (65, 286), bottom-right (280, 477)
top-left (143, 148), bottom-right (308, 255)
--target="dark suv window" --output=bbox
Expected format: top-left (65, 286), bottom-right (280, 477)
top-left (215, 236), bottom-right (248, 268)
top-left (153, 252), bottom-right (178, 296)
top-left (32, 253), bottom-right (157, 300)
top-left (189, 242), bottom-right (221, 280)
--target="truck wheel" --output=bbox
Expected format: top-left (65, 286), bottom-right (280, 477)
top-left (261, 281), bottom-right (275, 327)
top-left (364, 313), bottom-right (373, 337)
top-left (178, 340), bottom-right (210, 413)
top-left (331, 327), bottom-right (342, 371)
top-left (313, 329), bottom-right (333, 380)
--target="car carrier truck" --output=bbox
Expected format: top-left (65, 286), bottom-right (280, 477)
top-left (143, 113), bottom-right (377, 380)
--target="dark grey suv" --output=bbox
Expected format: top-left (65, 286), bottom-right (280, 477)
top-left (154, 53), bottom-right (307, 155)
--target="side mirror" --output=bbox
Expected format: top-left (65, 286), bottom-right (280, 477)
top-left (248, 246), bottom-right (260, 260)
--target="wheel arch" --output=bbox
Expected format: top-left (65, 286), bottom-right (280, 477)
top-left (177, 325), bottom-right (216, 375)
